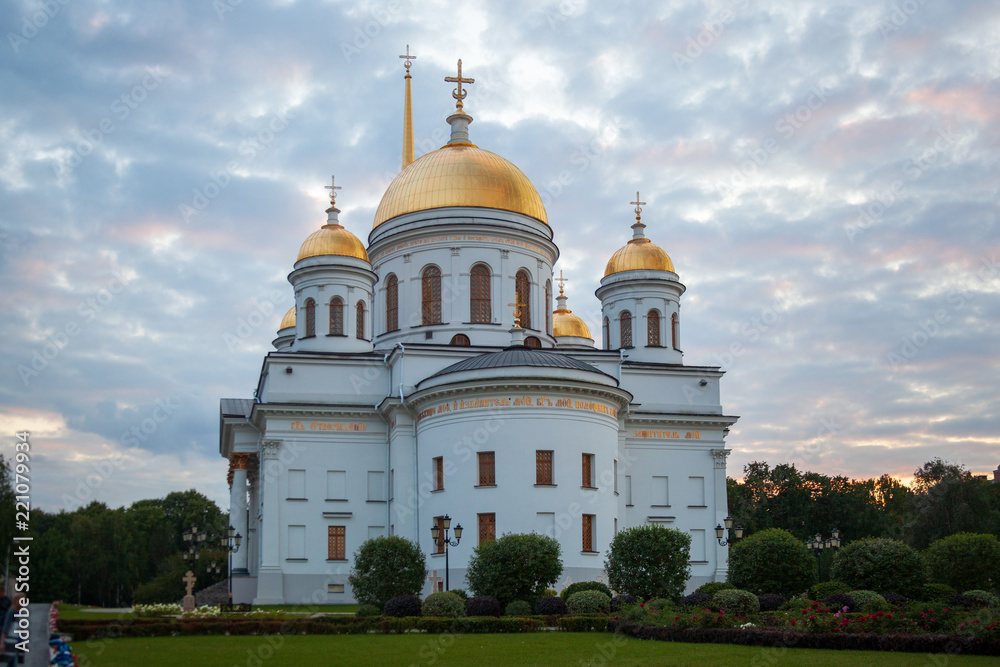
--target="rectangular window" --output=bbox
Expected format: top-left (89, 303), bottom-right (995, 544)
top-left (582, 453), bottom-right (595, 488)
top-left (652, 475), bottom-right (669, 506)
top-left (582, 514), bottom-right (595, 552)
top-left (689, 529), bottom-right (706, 561)
top-left (614, 460), bottom-right (618, 493)
top-left (433, 457), bottom-right (444, 490)
top-left (389, 469), bottom-right (394, 501)
top-left (688, 476), bottom-right (706, 506)
top-left (478, 451), bottom-right (496, 486)
top-left (625, 475), bottom-right (633, 505)
top-left (535, 512), bottom-right (555, 539)
top-left (368, 526), bottom-right (385, 540)
top-left (326, 470), bottom-right (346, 500)
top-left (536, 450), bottom-right (553, 485)
top-left (288, 525), bottom-right (305, 559)
top-left (328, 584), bottom-right (345, 594)
top-left (328, 526), bottom-right (346, 560)
top-left (478, 513), bottom-right (496, 545)
top-left (614, 518), bottom-right (618, 535)
top-left (288, 469), bottom-right (306, 499)
top-left (433, 516), bottom-right (445, 554)
top-left (367, 471), bottom-right (385, 501)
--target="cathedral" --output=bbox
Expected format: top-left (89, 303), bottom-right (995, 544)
top-left (219, 55), bottom-right (739, 605)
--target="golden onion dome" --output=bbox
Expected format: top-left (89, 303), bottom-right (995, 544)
top-left (553, 309), bottom-right (591, 339)
top-left (604, 238), bottom-right (675, 276)
top-left (296, 222), bottom-right (369, 263)
top-left (279, 306), bottom-right (296, 331)
top-left (373, 144), bottom-right (548, 228)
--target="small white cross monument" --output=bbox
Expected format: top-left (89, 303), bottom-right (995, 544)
top-left (428, 570), bottom-right (444, 593)
top-left (182, 570), bottom-right (197, 612)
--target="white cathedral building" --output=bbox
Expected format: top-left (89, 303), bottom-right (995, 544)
top-left (219, 57), bottom-right (739, 605)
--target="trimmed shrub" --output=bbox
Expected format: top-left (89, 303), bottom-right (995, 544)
top-left (850, 590), bottom-right (889, 612)
top-left (605, 525), bottom-right (691, 602)
top-left (466, 596), bottom-right (502, 617)
top-left (504, 600), bottom-right (532, 616)
top-left (829, 538), bottom-right (924, 598)
top-left (348, 536), bottom-right (427, 608)
top-left (822, 592), bottom-right (856, 612)
top-left (779, 595), bottom-right (812, 612)
top-left (728, 529), bottom-right (815, 598)
top-left (355, 604), bottom-right (381, 618)
top-left (757, 593), bottom-right (786, 612)
top-left (465, 533), bottom-right (562, 606)
top-left (449, 589), bottom-right (469, 601)
top-left (421, 592), bottom-right (464, 618)
top-left (713, 589), bottom-right (759, 617)
top-left (383, 594), bottom-right (421, 617)
top-left (809, 581), bottom-right (851, 601)
top-left (567, 590), bottom-right (611, 615)
top-left (920, 583), bottom-right (957, 601)
top-left (946, 594), bottom-right (977, 610)
top-left (963, 590), bottom-right (1000, 609)
top-left (647, 598), bottom-right (672, 611)
top-left (534, 595), bottom-right (566, 615)
top-left (883, 592), bottom-right (907, 607)
top-left (610, 594), bottom-right (637, 611)
top-left (696, 581), bottom-right (735, 597)
top-left (680, 592), bottom-right (713, 608)
top-left (560, 581), bottom-right (612, 601)
top-left (924, 533), bottom-right (1000, 593)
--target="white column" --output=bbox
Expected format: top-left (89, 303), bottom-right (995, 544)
top-left (253, 440), bottom-right (285, 604)
top-left (711, 448), bottom-right (731, 581)
top-left (230, 459), bottom-right (249, 575)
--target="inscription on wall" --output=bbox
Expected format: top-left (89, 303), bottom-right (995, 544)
top-left (632, 430), bottom-right (701, 439)
top-left (289, 420), bottom-right (368, 431)
top-left (371, 234), bottom-right (553, 263)
top-left (417, 395), bottom-right (618, 422)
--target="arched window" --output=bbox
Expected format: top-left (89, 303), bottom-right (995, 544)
top-left (450, 334), bottom-right (470, 346)
top-left (603, 317), bottom-right (610, 350)
top-left (328, 297), bottom-right (343, 336)
top-left (647, 310), bottom-right (661, 347)
top-left (385, 274), bottom-right (398, 332)
top-left (620, 311), bottom-right (632, 348)
top-left (422, 266), bottom-right (442, 325)
top-left (524, 336), bottom-right (541, 349)
top-left (304, 298), bottom-right (316, 337)
top-left (671, 312), bottom-right (679, 349)
top-left (356, 301), bottom-right (365, 339)
top-left (545, 280), bottom-right (552, 335)
top-left (515, 269), bottom-right (531, 329)
top-left (470, 264), bottom-right (491, 323)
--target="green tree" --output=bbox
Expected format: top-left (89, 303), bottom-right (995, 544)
top-left (923, 533), bottom-right (1000, 592)
top-left (829, 538), bottom-right (924, 597)
top-left (465, 533), bottom-right (562, 606)
top-left (348, 536), bottom-right (427, 607)
top-left (728, 528), bottom-right (816, 598)
top-left (604, 525), bottom-right (690, 601)
top-left (907, 461), bottom-right (999, 549)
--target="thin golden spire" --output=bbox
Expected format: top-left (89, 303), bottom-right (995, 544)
top-left (400, 45), bottom-right (416, 169)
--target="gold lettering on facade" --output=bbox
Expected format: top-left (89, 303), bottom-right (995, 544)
top-left (416, 395), bottom-right (617, 422)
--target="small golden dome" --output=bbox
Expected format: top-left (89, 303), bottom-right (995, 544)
top-left (279, 306), bottom-right (296, 331)
top-left (604, 239), bottom-right (675, 277)
top-left (553, 309), bottom-right (591, 339)
top-left (296, 223), bottom-right (369, 263)
top-left (373, 144), bottom-right (548, 228)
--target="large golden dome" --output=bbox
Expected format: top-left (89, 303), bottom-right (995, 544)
top-left (279, 306), bottom-right (296, 331)
top-left (296, 223), bottom-right (369, 263)
top-left (604, 238), bottom-right (674, 276)
top-left (553, 309), bottom-right (591, 339)
top-left (373, 144), bottom-right (548, 228)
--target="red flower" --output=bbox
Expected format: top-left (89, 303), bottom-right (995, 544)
top-left (802, 609), bottom-right (808, 615)
top-left (809, 615), bottom-right (815, 621)
top-left (790, 620), bottom-right (796, 626)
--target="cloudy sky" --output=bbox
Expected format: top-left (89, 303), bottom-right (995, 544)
top-left (2, 0), bottom-right (998, 513)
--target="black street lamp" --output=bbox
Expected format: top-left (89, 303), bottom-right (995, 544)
top-left (806, 528), bottom-right (842, 582)
top-left (430, 515), bottom-right (463, 592)
top-left (206, 561), bottom-right (222, 578)
top-left (220, 524), bottom-right (242, 603)
top-left (715, 516), bottom-right (744, 546)
top-left (182, 524), bottom-right (207, 563)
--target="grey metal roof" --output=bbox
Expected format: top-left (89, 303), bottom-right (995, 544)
top-left (429, 346), bottom-right (613, 380)
top-left (220, 398), bottom-right (254, 418)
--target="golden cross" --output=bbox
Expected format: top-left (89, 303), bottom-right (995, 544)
top-left (325, 175), bottom-right (341, 206)
top-left (630, 191), bottom-right (646, 222)
top-left (399, 45), bottom-right (416, 74)
top-left (556, 270), bottom-right (568, 295)
top-left (506, 301), bottom-right (522, 327)
top-left (444, 59), bottom-right (475, 111)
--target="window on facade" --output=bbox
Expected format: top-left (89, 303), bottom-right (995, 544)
top-left (328, 526), bottom-right (345, 560)
top-left (434, 516), bottom-right (445, 554)
top-left (367, 471), bottom-right (384, 501)
top-left (603, 317), bottom-right (610, 350)
top-left (478, 451), bottom-right (496, 486)
top-left (326, 471), bottom-right (346, 500)
top-left (478, 512), bottom-right (496, 545)
top-left (289, 525), bottom-right (306, 559)
top-left (470, 264), bottom-right (491, 323)
top-left (524, 336), bottom-right (541, 349)
top-left (671, 312), bottom-right (679, 349)
top-left (582, 453), bottom-right (595, 488)
top-left (328, 297), bottom-right (342, 336)
top-left (385, 274), bottom-right (399, 332)
top-left (450, 334), bottom-right (470, 346)
top-left (356, 301), bottom-right (365, 339)
top-left (433, 456), bottom-right (444, 491)
top-left (614, 460), bottom-right (618, 494)
top-left (515, 269), bottom-right (531, 329)
top-left (304, 298), bottom-right (316, 337)
top-left (647, 310), bottom-right (660, 346)
top-left (582, 514), bottom-right (595, 552)
top-left (545, 280), bottom-right (552, 334)
top-left (620, 311), bottom-right (632, 348)
top-left (288, 469), bottom-right (305, 499)
top-left (536, 450), bottom-right (553, 485)
top-left (422, 266), bottom-right (442, 325)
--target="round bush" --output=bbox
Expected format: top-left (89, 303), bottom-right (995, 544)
top-left (757, 593), bottom-right (786, 612)
top-left (963, 590), bottom-right (1000, 609)
top-left (560, 581), bottom-right (612, 601)
top-left (713, 589), bottom-right (759, 617)
top-left (821, 592), bottom-right (856, 613)
top-left (567, 590), bottom-right (611, 615)
top-left (829, 538), bottom-right (924, 598)
top-left (534, 595), bottom-right (566, 615)
top-left (779, 595), bottom-right (812, 612)
top-left (605, 525), bottom-right (691, 601)
top-left (504, 600), bottom-right (532, 616)
top-left (946, 594), bottom-right (976, 610)
top-left (809, 581), bottom-right (851, 601)
top-left (849, 590), bottom-right (889, 612)
top-left (466, 595), bottom-right (502, 617)
top-left (449, 588), bottom-right (469, 601)
top-left (680, 592), bottom-right (713, 608)
top-left (348, 536), bottom-right (427, 608)
top-left (355, 604), bottom-right (381, 617)
top-left (383, 594), bottom-right (422, 617)
top-left (610, 594), bottom-right (637, 611)
top-left (465, 533), bottom-right (562, 606)
top-left (728, 529), bottom-right (816, 598)
top-left (883, 592), bottom-right (907, 607)
top-left (697, 581), bottom-right (735, 597)
top-left (924, 533), bottom-right (1000, 593)
top-left (920, 583), bottom-right (957, 601)
top-left (421, 591), bottom-right (465, 618)
top-left (647, 598), bottom-right (672, 611)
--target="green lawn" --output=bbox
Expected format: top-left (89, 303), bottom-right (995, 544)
top-left (72, 634), bottom-right (999, 666)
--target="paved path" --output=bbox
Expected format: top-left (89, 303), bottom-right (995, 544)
top-left (25, 603), bottom-right (49, 667)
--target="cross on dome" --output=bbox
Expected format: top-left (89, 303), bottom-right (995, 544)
top-left (399, 45), bottom-right (416, 75)
top-left (630, 191), bottom-right (646, 222)
top-left (556, 270), bottom-right (568, 296)
top-left (445, 59), bottom-right (475, 112)
top-left (324, 175), bottom-right (341, 207)
top-left (630, 191), bottom-right (648, 242)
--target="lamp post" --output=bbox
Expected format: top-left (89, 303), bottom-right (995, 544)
top-left (430, 515), bottom-right (463, 592)
top-left (206, 561), bottom-right (222, 579)
top-left (182, 524), bottom-right (207, 563)
top-left (715, 516), bottom-right (743, 546)
top-left (221, 524), bottom-right (242, 603)
top-left (806, 529), bottom-right (841, 582)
